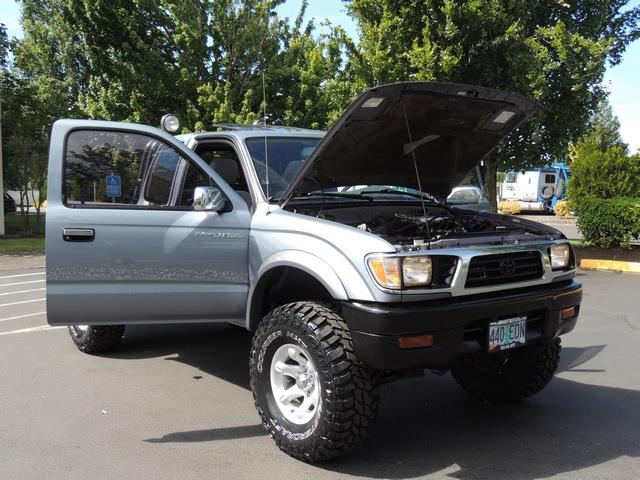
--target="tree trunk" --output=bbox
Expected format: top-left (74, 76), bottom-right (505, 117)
top-left (20, 187), bottom-right (31, 234)
top-left (31, 187), bottom-right (41, 234)
top-left (483, 155), bottom-right (498, 213)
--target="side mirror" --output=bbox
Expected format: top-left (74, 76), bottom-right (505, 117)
top-left (193, 186), bottom-right (229, 212)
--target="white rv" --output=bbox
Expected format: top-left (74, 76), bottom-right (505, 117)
top-left (500, 163), bottom-right (570, 212)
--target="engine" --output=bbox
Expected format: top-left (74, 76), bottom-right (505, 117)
top-left (361, 212), bottom-right (499, 245)
top-left (287, 201), bottom-right (558, 248)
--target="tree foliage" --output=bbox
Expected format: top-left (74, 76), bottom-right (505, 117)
top-left (0, 24), bottom-right (9, 69)
top-left (568, 98), bottom-right (640, 205)
top-left (10, 0), bottom-right (349, 131)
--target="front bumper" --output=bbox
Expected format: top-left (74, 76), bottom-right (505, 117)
top-left (342, 280), bottom-right (582, 371)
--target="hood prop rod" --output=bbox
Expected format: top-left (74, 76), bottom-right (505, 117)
top-left (403, 103), bottom-right (431, 250)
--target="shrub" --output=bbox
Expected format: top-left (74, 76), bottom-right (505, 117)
top-left (553, 200), bottom-right (572, 217)
top-left (567, 142), bottom-right (640, 205)
top-left (576, 197), bottom-right (640, 249)
top-left (498, 200), bottom-right (521, 215)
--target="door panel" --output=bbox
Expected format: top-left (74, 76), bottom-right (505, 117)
top-left (46, 120), bottom-right (251, 325)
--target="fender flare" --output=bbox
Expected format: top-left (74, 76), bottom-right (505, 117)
top-left (245, 250), bottom-right (351, 330)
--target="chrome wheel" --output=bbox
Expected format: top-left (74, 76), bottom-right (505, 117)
top-left (269, 343), bottom-right (320, 425)
top-left (74, 325), bottom-right (89, 333)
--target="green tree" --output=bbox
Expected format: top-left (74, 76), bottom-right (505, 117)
top-left (569, 143), bottom-right (639, 202)
top-left (568, 98), bottom-right (639, 205)
top-left (2, 14), bottom-right (66, 233)
top-left (195, 0), bottom-right (348, 130)
top-left (14, 0), bottom-right (208, 125)
top-left (1, 75), bottom-right (53, 233)
top-left (571, 97), bottom-right (628, 154)
top-left (345, 0), bottom-right (640, 210)
top-left (0, 23), bottom-right (9, 69)
top-left (11, 0), bottom-right (345, 131)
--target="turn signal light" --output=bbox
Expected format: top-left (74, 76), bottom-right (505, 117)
top-left (562, 306), bottom-right (576, 319)
top-left (398, 334), bottom-right (433, 350)
top-left (367, 257), bottom-right (401, 289)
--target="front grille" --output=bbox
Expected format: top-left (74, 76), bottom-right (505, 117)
top-left (465, 251), bottom-right (543, 288)
top-left (430, 256), bottom-right (458, 288)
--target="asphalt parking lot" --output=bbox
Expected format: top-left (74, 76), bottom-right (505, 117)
top-left (0, 267), bottom-right (638, 480)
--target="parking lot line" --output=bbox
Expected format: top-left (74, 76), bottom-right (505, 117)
top-left (0, 311), bottom-right (47, 323)
top-left (0, 272), bottom-right (45, 279)
top-left (0, 288), bottom-right (46, 296)
top-left (0, 325), bottom-right (64, 336)
top-left (0, 280), bottom-right (46, 288)
top-left (0, 298), bottom-right (46, 308)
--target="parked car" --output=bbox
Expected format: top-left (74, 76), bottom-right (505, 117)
top-left (446, 185), bottom-right (490, 210)
top-left (3, 192), bottom-right (17, 213)
top-left (46, 82), bottom-right (582, 462)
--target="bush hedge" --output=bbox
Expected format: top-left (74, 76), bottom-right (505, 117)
top-left (498, 200), bottom-right (521, 215)
top-left (576, 197), bottom-right (640, 249)
top-left (553, 200), bottom-right (572, 217)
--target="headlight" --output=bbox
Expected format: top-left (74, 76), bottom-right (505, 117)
top-left (402, 256), bottom-right (432, 286)
top-left (367, 257), bottom-right (401, 289)
top-left (367, 256), bottom-right (433, 289)
top-left (549, 244), bottom-right (571, 270)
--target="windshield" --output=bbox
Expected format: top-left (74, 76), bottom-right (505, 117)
top-left (245, 137), bottom-right (321, 199)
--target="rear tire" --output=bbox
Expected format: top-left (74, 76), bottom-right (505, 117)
top-left (249, 302), bottom-right (379, 462)
top-left (452, 338), bottom-right (561, 403)
top-left (68, 325), bottom-right (125, 354)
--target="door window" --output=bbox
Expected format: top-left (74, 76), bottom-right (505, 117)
top-left (178, 161), bottom-right (215, 207)
top-left (64, 130), bottom-right (183, 208)
top-left (144, 145), bottom-right (181, 205)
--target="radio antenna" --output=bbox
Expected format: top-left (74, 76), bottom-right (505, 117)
top-left (403, 103), bottom-right (431, 249)
top-left (262, 72), bottom-right (271, 214)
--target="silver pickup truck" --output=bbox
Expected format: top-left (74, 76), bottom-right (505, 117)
top-left (46, 82), bottom-right (582, 462)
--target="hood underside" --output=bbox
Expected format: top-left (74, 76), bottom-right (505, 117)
top-left (281, 82), bottom-right (539, 202)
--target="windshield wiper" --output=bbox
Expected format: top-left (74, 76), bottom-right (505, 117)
top-left (274, 191), bottom-right (374, 202)
top-left (299, 191), bottom-right (374, 201)
top-left (357, 188), bottom-right (439, 202)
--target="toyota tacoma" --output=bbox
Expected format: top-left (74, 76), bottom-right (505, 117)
top-left (46, 82), bottom-right (582, 461)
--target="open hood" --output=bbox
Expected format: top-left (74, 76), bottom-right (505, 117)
top-left (280, 82), bottom-right (539, 203)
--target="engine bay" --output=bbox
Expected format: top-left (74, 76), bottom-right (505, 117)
top-left (286, 201), bottom-right (560, 249)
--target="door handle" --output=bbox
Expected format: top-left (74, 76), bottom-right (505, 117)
top-left (63, 228), bottom-right (95, 242)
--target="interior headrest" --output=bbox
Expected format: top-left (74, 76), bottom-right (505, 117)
top-left (211, 157), bottom-right (239, 184)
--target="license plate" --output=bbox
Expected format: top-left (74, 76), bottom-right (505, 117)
top-left (488, 316), bottom-right (527, 352)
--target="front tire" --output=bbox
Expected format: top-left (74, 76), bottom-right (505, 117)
top-left (68, 325), bottom-right (125, 354)
top-left (452, 338), bottom-right (561, 403)
top-left (249, 302), bottom-right (379, 462)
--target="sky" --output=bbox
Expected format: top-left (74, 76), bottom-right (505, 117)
top-left (1, 0), bottom-right (638, 152)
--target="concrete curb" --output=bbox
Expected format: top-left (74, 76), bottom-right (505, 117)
top-left (0, 254), bottom-right (46, 271)
top-left (580, 259), bottom-right (640, 273)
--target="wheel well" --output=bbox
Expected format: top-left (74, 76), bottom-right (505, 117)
top-left (248, 267), bottom-right (335, 331)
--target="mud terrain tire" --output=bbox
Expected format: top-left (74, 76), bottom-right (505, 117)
top-left (68, 325), bottom-right (125, 354)
top-left (452, 338), bottom-right (561, 403)
top-left (249, 302), bottom-right (379, 462)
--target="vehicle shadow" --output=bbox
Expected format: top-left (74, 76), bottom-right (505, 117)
top-left (110, 323), bottom-right (253, 390)
top-left (109, 325), bottom-right (639, 479)
top-left (323, 376), bottom-right (640, 479)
